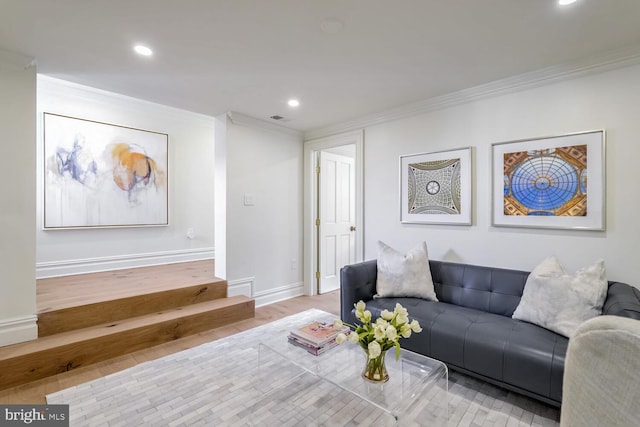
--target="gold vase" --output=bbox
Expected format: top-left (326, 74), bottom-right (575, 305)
top-left (362, 348), bottom-right (389, 383)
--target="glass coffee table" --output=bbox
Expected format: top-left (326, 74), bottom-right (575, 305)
top-left (250, 312), bottom-right (448, 426)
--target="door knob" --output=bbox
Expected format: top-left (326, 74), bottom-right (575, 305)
top-left (350, 226), bottom-right (356, 232)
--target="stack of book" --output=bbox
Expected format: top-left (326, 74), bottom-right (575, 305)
top-left (288, 320), bottom-right (349, 356)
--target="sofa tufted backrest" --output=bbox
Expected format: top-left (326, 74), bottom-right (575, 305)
top-left (429, 260), bottom-right (530, 317)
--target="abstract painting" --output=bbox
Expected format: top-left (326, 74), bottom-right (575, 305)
top-left (400, 147), bottom-right (472, 225)
top-left (43, 113), bottom-right (168, 229)
top-left (492, 130), bottom-right (605, 230)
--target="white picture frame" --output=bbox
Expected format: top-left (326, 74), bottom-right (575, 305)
top-left (491, 130), bottom-right (605, 230)
top-left (400, 147), bottom-right (472, 225)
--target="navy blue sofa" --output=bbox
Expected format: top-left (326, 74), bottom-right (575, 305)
top-left (340, 259), bottom-right (640, 407)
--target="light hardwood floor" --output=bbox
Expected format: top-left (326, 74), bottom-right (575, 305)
top-left (37, 260), bottom-right (220, 311)
top-left (0, 291), bottom-right (340, 404)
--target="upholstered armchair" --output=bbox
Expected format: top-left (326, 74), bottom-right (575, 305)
top-left (560, 315), bottom-right (640, 427)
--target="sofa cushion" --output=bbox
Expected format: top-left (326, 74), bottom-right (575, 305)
top-left (374, 241), bottom-right (438, 301)
top-left (503, 319), bottom-right (567, 403)
top-left (512, 256), bottom-right (608, 338)
top-left (430, 261), bottom-right (528, 316)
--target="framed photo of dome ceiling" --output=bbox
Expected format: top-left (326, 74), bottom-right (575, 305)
top-left (400, 147), bottom-right (472, 225)
top-left (491, 130), bottom-right (605, 230)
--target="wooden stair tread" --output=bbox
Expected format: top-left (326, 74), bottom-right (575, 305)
top-left (0, 296), bottom-right (253, 360)
top-left (37, 277), bottom-right (227, 312)
top-left (37, 260), bottom-right (221, 311)
top-left (37, 280), bottom-right (229, 336)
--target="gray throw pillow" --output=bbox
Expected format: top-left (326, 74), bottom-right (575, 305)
top-left (512, 256), bottom-right (608, 338)
top-left (374, 241), bottom-right (438, 301)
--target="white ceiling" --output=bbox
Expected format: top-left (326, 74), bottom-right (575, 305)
top-left (2, 0), bottom-right (640, 132)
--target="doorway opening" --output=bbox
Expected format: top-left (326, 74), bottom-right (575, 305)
top-left (303, 131), bottom-right (364, 296)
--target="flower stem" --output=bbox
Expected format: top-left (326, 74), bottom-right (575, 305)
top-left (362, 349), bottom-right (389, 382)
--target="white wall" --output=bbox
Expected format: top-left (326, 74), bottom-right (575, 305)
top-left (0, 49), bottom-right (37, 346)
top-left (363, 63), bottom-right (640, 286)
top-left (226, 114), bottom-right (304, 305)
top-left (214, 113), bottom-right (228, 281)
top-left (36, 77), bottom-right (216, 277)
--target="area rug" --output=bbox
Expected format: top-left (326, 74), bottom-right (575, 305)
top-left (47, 309), bottom-right (560, 426)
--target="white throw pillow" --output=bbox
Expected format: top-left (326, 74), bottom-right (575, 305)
top-left (375, 241), bottom-right (438, 301)
top-left (512, 256), bottom-right (608, 338)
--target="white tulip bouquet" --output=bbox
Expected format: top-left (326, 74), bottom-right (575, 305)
top-left (334, 300), bottom-right (422, 382)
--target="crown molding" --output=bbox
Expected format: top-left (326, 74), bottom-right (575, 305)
top-left (38, 75), bottom-right (216, 127)
top-left (303, 44), bottom-right (640, 141)
top-left (227, 111), bottom-right (303, 138)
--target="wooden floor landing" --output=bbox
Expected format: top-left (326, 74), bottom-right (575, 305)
top-left (37, 260), bottom-right (220, 312)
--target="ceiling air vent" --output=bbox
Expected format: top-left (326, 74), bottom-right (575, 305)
top-left (270, 115), bottom-right (284, 120)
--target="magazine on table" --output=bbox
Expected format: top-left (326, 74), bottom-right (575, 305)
top-left (289, 320), bottom-right (349, 347)
top-left (287, 334), bottom-right (339, 356)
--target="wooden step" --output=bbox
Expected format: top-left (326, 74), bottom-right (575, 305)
top-left (37, 279), bottom-right (228, 336)
top-left (37, 260), bottom-right (219, 311)
top-left (0, 295), bottom-right (255, 390)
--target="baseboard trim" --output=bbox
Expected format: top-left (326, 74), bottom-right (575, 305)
top-left (0, 315), bottom-right (38, 347)
top-left (253, 282), bottom-right (305, 307)
top-left (227, 277), bottom-right (255, 298)
top-left (36, 248), bottom-right (216, 279)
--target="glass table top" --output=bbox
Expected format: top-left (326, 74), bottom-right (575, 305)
top-left (253, 312), bottom-right (448, 424)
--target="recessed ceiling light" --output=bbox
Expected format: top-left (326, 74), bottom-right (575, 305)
top-left (558, 0), bottom-right (577, 5)
top-left (288, 99), bottom-right (300, 107)
top-left (134, 45), bottom-right (153, 56)
top-left (320, 18), bottom-right (344, 34)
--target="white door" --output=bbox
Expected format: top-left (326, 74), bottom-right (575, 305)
top-left (318, 151), bottom-right (356, 294)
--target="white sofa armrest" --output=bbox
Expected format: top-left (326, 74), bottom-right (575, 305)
top-left (560, 315), bottom-right (640, 427)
